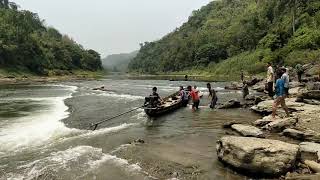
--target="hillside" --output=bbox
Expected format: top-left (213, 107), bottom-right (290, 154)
top-left (102, 51), bottom-right (138, 72)
top-left (129, 0), bottom-right (320, 76)
top-left (0, 1), bottom-right (102, 76)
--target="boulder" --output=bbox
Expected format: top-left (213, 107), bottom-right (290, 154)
top-left (299, 142), bottom-right (320, 162)
top-left (303, 99), bottom-right (320, 105)
top-left (283, 129), bottom-right (312, 140)
top-left (285, 173), bottom-right (320, 180)
top-left (251, 98), bottom-right (306, 115)
top-left (307, 82), bottom-right (320, 90)
top-left (298, 90), bottom-right (320, 100)
top-left (222, 121), bottom-right (238, 128)
top-left (253, 116), bottom-right (273, 127)
top-left (252, 83), bottom-right (265, 92)
top-left (231, 124), bottom-right (264, 138)
top-left (225, 82), bottom-right (242, 90)
top-left (245, 95), bottom-right (256, 101)
top-left (247, 78), bottom-right (263, 86)
top-left (304, 160), bottom-right (320, 173)
top-left (219, 99), bottom-right (241, 109)
top-left (216, 136), bottom-right (299, 176)
top-left (262, 117), bottom-right (298, 132)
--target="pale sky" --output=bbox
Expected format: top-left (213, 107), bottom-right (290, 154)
top-left (14, 0), bottom-right (212, 57)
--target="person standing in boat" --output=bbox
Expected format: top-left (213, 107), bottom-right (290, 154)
top-left (179, 86), bottom-right (189, 107)
top-left (188, 85), bottom-right (200, 111)
top-left (207, 83), bottom-right (218, 109)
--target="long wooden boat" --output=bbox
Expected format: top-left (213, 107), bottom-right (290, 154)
top-left (143, 91), bottom-right (183, 117)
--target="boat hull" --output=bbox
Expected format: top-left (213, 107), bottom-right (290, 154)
top-left (144, 100), bottom-right (183, 117)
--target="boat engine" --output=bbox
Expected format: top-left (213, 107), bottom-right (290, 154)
top-left (144, 96), bottom-right (159, 108)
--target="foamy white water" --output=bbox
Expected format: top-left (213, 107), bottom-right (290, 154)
top-left (0, 85), bottom-right (80, 153)
top-left (7, 146), bottom-right (143, 180)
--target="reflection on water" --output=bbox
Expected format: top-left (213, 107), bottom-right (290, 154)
top-left (0, 79), bottom-right (260, 179)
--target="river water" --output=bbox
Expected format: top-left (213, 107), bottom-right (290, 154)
top-left (0, 78), bottom-right (261, 180)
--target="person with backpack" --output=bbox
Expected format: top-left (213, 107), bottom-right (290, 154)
top-left (272, 72), bottom-right (290, 119)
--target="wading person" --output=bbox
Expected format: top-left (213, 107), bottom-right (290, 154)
top-left (242, 81), bottom-right (249, 99)
top-left (207, 83), bottom-right (218, 109)
top-left (281, 67), bottom-right (290, 98)
top-left (266, 62), bottom-right (274, 97)
top-left (188, 85), bottom-right (200, 111)
top-left (179, 86), bottom-right (189, 107)
top-left (272, 72), bottom-right (290, 119)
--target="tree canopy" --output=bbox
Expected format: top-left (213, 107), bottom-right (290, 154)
top-left (129, 0), bottom-right (320, 75)
top-left (0, 1), bottom-right (102, 75)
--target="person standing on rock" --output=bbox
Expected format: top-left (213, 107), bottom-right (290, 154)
top-left (266, 62), bottom-right (274, 98)
top-left (207, 83), bottom-right (218, 109)
top-left (272, 72), bottom-right (290, 119)
top-left (242, 81), bottom-right (249, 99)
top-left (295, 63), bottom-right (304, 82)
top-left (281, 67), bottom-right (290, 98)
top-left (240, 70), bottom-right (244, 82)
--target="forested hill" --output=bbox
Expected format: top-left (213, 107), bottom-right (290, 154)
top-left (129, 0), bottom-right (320, 76)
top-left (102, 51), bottom-right (138, 72)
top-left (0, 1), bottom-right (102, 76)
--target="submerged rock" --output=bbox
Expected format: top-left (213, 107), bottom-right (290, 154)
top-left (299, 142), bottom-right (320, 162)
top-left (219, 99), bottom-right (241, 109)
top-left (231, 124), bottom-right (264, 138)
top-left (225, 82), bottom-right (242, 90)
top-left (216, 136), bottom-right (299, 176)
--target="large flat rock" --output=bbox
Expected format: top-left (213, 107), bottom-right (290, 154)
top-left (231, 124), bottom-right (264, 138)
top-left (299, 142), bottom-right (320, 162)
top-left (217, 136), bottom-right (299, 176)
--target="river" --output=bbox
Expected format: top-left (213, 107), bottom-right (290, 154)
top-left (0, 78), bottom-right (261, 180)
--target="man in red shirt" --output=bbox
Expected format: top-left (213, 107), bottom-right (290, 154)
top-left (188, 86), bottom-right (200, 111)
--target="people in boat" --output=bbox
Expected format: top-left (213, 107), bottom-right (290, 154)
top-left (207, 83), bottom-right (218, 109)
top-left (150, 87), bottom-right (163, 106)
top-left (242, 81), bottom-right (249, 99)
top-left (272, 71), bottom-right (290, 119)
top-left (188, 85), bottom-right (200, 111)
top-left (179, 86), bottom-right (189, 107)
top-left (281, 67), bottom-right (290, 98)
top-left (266, 62), bottom-right (274, 98)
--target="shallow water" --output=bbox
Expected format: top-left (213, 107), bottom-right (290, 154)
top-left (0, 78), bottom-right (261, 180)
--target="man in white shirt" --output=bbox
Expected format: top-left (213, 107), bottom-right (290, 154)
top-left (281, 67), bottom-right (290, 97)
top-left (267, 62), bottom-right (274, 97)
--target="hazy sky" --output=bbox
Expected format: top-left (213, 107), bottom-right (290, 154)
top-left (14, 0), bottom-right (212, 57)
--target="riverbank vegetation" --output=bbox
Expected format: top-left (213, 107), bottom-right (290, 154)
top-left (129, 0), bottom-right (320, 76)
top-left (0, 0), bottom-right (102, 77)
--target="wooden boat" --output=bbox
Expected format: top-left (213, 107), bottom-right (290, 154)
top-left (143, 91), bottom-right (183, 117)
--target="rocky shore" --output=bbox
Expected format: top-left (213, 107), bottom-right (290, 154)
top-left (218, 79), bottom-right (320, 179)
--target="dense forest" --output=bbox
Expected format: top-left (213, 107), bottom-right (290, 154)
top-left (102, 51), bottom-right (138, 72)
top-left (129, 0), bottom-right (320, 76)
top-left (0, 0), bottom-right (102, 76)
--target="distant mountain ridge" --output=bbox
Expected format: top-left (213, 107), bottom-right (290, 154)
top-left (102, 51), bottom-right (138, 72)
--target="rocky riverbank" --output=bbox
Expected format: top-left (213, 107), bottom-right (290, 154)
top-left (218, 79), bottom-right (320, 179)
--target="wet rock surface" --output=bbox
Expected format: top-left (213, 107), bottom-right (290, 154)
top-left (217, 136), bottom-right (299, 176)
top-left (231, 124), bottom-right (264, 138)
